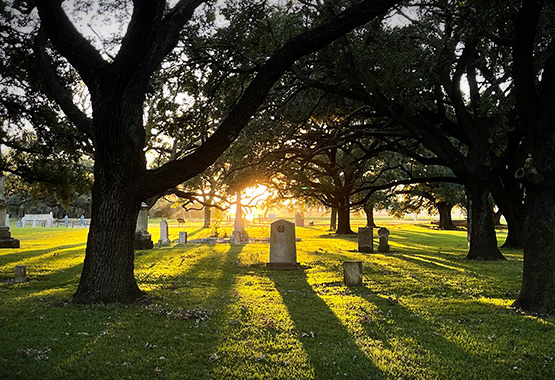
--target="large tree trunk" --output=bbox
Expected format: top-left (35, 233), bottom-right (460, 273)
top-left (71, 93), bottom-right (147, 304)
top-left (491, 174), bottom-right (525, 249)
top-left (336, 205), bottom-right (354, 235)
top-left (510, 0), bottom-right (555, 313)
top-left (363, 201), bottom-right (378, 228)
top-left (72, 183), bottom-right (144, 304)
top-left (436, 201), bottom-right (455, 230)
top-left (513, 184), bottom-right (555, 313)
top-left (466, 186), bottom-right (505, 260)
top-left (203, 206), bottom-right (211, 228)
top-left (329, 207), bottom-right (337, 231)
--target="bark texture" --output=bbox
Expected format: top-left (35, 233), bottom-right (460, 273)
top-left (466, 186), bottom-right (505, 260)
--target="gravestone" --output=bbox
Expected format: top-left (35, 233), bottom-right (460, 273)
top-left (80, 215), bottom-right (85, 226)
top-left (21, 217), bottom-right (26, 228)
top-left (32, 219), bottom-right (36, 228)
top-left (179, 231), bottom-right (188, 245)
top-left (0, 176), bottom-right (20, 248)
top-left (134, 202), bottom-right (153, 250)
top-left (267, 219), bottom-right (299, 270)
top-left (268, 213), bottom-right (277, 220)
top-left (377, 227), bottom-right (390, 253)
top-left (294, 212), bottom-right (305, 227)
top-left (358, 227), bottom-right (373, 253)
top-left (343, 261), bottom-right (363, 286)
top-left (308, 221), bottom-right (314, 227)
top-left (64, 215), bottom-right (69, 227)
top-left (14, 265), bottom-right (26, 283)
top-left (231, 192), bottom-right (249, 244)
top-left (158, 219), bottom-right (171, 245)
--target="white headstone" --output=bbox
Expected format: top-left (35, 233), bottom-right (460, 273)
top-left (64, 215), bottom-right (69, 227)
top-left (21, 217), bottom-right (26, 228)
top-left (158, 219), bottom-right (170, 245)
top-left (32, 219), bottom-right (36, 228)
top-left (5, 213), bottom-right (9, 227)
top-left (134, 203), bottom-right (153, 250)
top-left (268, 219), bottom-right (298, 269)
top-left (80, 215), bottom-right (85, 226)
top-left (179, 231), bottom-right (188, 244)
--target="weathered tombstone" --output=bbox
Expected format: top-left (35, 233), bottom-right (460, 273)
top-left (377, 227), bottom-right (390, 253)
top-left (0, 177), bottom-right (20, 248)
top-left (294, 212), bottom-right (305, 227)
top-left (268, 213), bottom-right (276, 220)
top-left (80, 215), bottom-right (85, 226)
top-left (267, 219), bottom-right (299, 270)
top-left (179, 231), bottom-right (188, 244)
top-left (14, 265), bottom-right (26, 283)
top-left (343, 261), bottom-right (363, 286)
top-left (158, 218), bottom-right (171, 245)
top-left (31, 219), bottom-right (36, 228)
top-left (16, 220), bottom-right (21, 228)
top-left (134, 202), bottom-right (153, 250)
top-left (64, 215), bottom-right (69, 227)
top-left (358, 227), bottom-right (373, 253)
top-left (21, 217), bottom-right (26, 228)
top-left (46, 217), bottom-right (53, 228)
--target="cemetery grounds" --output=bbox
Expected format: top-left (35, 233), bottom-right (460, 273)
top-left (0, 217), bottom-right (554, 379)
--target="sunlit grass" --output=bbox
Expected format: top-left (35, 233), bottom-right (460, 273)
top-left (0, 219), bottom-right (554, 379)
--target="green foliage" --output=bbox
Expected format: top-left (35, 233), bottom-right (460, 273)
top-left (1, 220), bottom-right (553, 379)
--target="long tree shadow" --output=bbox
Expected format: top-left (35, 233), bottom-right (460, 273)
top-left (0, 243), bottom-right (86, 268)
top-left (45, 245), bottom-right (245, 380)
top-left (351, 288), bottom-right (548, 379)
top-left (266, 268), bottom-right (385, 379)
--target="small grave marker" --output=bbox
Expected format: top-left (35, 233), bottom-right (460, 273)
top-left (358, 227), bottom-right (373, 253)
top-left (158, 219), bottom-right (171, 245)
top-left (14, 265), bottom-right (26, 283)
top-left (377, 227), bottom-right (390, 253)
top-left (179, 231), bottom-right (188, 244)
top-left (343, 261), bottom-right (363, 286)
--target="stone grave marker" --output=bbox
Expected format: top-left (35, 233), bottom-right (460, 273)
top-left (158, 219), bottom-right (171, 245)
top-left (0, 177), bottom-right (20, 248)
top-left (21, 217), bottom-right (26, 228)
top-left (377, 227), bottom-right (390, 253)
top-left (64, 215), bottom-right (69, 227)
top-left (5, 214), bottom-right (8, 227)
top-left (14, 265), bottom-right (26, 283)
top-left (294, 212), bottom-right (305, 227)
top-left (135, 202), bottom-right (153, 249)
top-left (343, 261), bottom-right (363, 286)
top-left (179, 231), bottom-right (188, 244)
top-left (268, 219), bottom-right (299, 270)
top-left (358, 227), bottom-right (373, 253)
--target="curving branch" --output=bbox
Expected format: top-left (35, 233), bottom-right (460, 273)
top-left (33, 28), bottom-right (95, 144)
top-left (140, 0), bottom-right (401, 198)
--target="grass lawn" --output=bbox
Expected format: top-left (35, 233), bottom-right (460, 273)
top-left (0, 218), bottom-right (554, 379)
